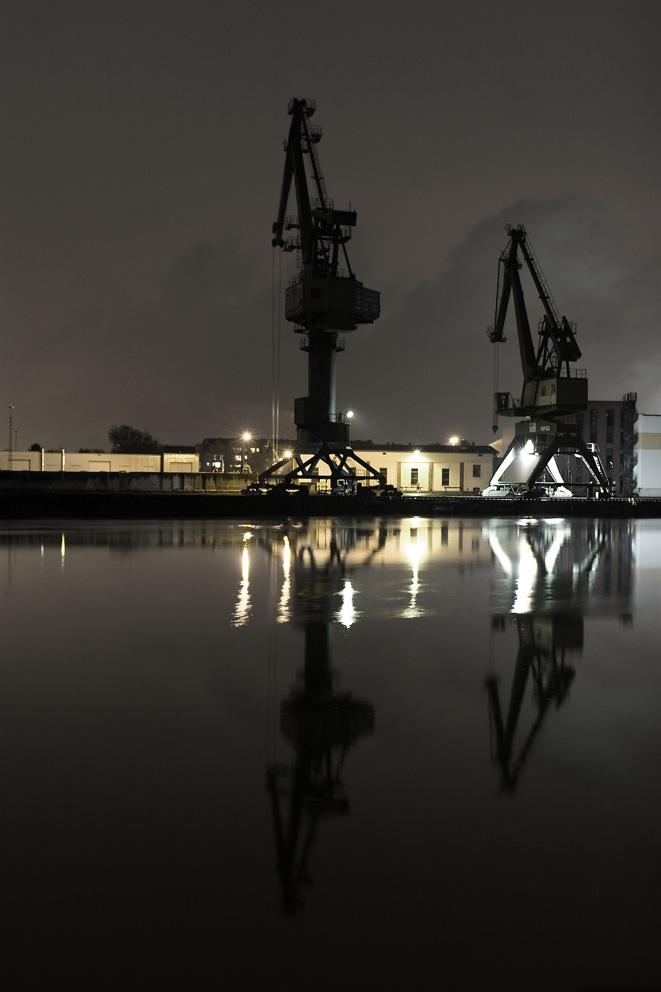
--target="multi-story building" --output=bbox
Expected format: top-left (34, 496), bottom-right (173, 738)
top-left (554, 393), bottom-right (638, 494)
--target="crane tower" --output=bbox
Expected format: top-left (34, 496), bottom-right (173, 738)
top-left (486, 225), bottom-right (611, 497)
top-left (260, 98), bottom-right (384, 491)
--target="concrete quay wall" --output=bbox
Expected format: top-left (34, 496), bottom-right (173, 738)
top-left (1, 485), bottom-right (659, 520)
top-left (0, 471), bottom-right (249, 494)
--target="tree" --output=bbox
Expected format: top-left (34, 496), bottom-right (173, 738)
top-left (108, 424), bottom-right (160, 454)
top-left (29, 443), bottom-right (42, 451)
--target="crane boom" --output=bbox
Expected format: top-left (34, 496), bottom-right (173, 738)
top-left (488, 224), bottom-right (587, 419)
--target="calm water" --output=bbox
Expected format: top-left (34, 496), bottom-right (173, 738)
top-left (2, 516), bottom-right (660, 992)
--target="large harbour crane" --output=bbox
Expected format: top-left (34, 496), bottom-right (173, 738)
top-left (259, 98), bottom-right (385, 491)
top-left (486, 224), bottom-right (611, 497)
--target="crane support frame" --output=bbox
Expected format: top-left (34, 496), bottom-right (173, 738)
top-left (486, 225), bottom-right (612, 498)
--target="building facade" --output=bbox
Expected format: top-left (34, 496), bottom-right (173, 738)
top-left (553, 393), bottom-right (638, 494)
top-left (196, 437), bottom-right (282, 475)
top-left (0, 450), bottom-right (199, 473)
top-left (350, 442), bottom-right (494, 493)
top-left (634, 414), bottom-right (661, 496)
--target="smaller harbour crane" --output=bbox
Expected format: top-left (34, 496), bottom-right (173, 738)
top-left (486, 224), bottom-right (611, 497)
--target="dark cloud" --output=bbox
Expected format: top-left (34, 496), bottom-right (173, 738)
top-left (1, 0), bottom-right (658, 449)
top-left (12, 239), bottom-right (274, 449)
top-left (342, 195), bottom-right (660, 444)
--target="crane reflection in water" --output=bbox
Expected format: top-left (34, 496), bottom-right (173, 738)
top-left (483, 517), bottom-right (634, 793)
top-left (227, 515), bottom-right (636, 910)
top-left (259, 523), bottom-right (387, 912)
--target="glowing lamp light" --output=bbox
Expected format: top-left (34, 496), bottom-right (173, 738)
top-left (449, 436), bottom-right (459, 446)
top-left (346, 410), bottom-right (354, 420)
top-left (284, 449), bottom-right (292, 458)
top-left (242, 432), bottom-right (252, 442)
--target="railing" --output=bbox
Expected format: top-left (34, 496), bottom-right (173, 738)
top-left (299, 335), bottom-right (345, 352)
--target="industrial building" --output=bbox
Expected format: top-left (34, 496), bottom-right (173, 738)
top-left (549, 393), bottom-right (639, 494)
top-left (0, 450), bottom-right (199, 473)
top-left (197, 436), bottom-right (277, 476)
top-left (342, 442), bottom-right (493, 493)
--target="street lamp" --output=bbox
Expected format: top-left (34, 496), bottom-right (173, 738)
top-left (241, 432), bottom-right (252, 473)
top-left (449, 436), bottom-right (459, 446)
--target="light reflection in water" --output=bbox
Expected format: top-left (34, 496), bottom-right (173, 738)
top-left (232, 532), bottom-right (253, 627)
top-left (276, 535), bottom-right (292, 624)
top-left (335, 578), bottom-right (357, 627)
top-left (488, 519), bottom-right (574, 615)
top-left (0, 516), bottom-right (657, 991)
top-left (483, 517), bottom-right (634, 793)
top-left (403, 546), bottom-right (422, 618)
top-left (400, 519), bottom-right (424, 618)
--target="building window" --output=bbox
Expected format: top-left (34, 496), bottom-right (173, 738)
top-left (410, 468), bottom-right (419, 486)
top-left (441, 468), bottom-right (450, 486)
top-left (472, 464), bottom-right (481, 478)
top-left (379, 467), bottom-right (387, 482)
top-left (606, 408), bottom-right (614, 445)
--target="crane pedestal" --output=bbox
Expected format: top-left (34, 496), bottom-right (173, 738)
top-left (489, 419), bottom-right (612, 496)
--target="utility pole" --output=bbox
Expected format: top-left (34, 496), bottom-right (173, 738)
top-left (8, 406), bottom-right (14, 470)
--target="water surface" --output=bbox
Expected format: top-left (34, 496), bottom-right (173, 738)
top-left (2, 516), bottom-right (659, 991)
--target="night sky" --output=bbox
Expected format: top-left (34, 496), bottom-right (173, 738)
top-left (2, 0), bottom-right (659, 451)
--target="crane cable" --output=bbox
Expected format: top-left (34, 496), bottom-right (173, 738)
top-left (491, 255), bottom-right (502, 434)
top-left (492, 340), bottom-right (499, 434)
top-left (271, 250), bottom-right (282, 461)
